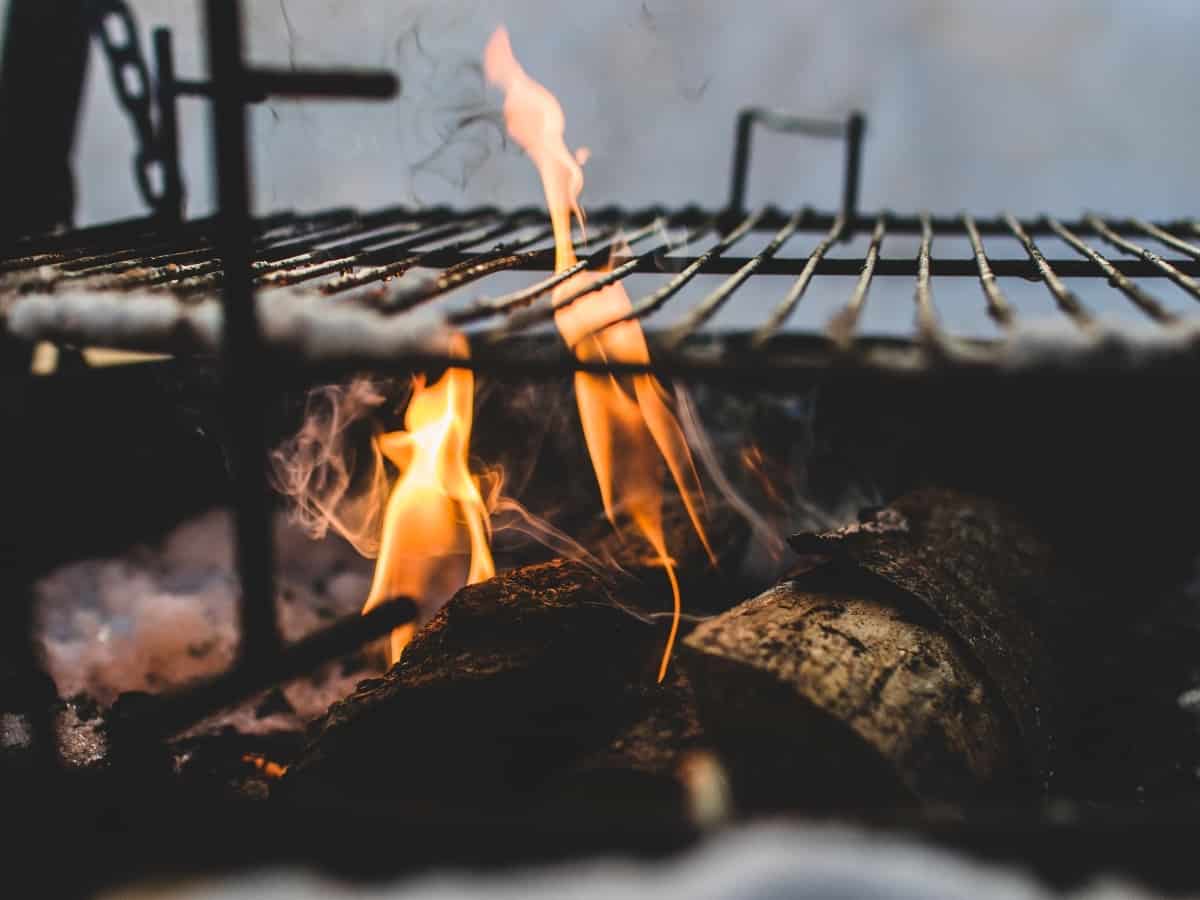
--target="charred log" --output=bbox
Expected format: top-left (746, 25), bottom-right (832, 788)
top-left (281, 559), bottom-right (702, 824)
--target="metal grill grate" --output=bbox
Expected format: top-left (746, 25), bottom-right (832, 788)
top-left (5, 205), bottom-right (1200, 378)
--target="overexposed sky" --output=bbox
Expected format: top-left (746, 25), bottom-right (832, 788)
top-left (49, 0), bottom-right (1200, 225)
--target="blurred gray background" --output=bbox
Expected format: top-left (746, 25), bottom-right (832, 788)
top-left (32, 0), bottom-right (1200, 225)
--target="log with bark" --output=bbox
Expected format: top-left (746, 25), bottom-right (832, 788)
top-left (682, 488), bottom-right (1060, 816)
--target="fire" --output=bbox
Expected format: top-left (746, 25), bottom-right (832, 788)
top-left (361, 333), bottom-right (495, 662)
top-left (485, 27), bottom-right (712, 681)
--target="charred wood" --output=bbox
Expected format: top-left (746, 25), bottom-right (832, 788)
top-left (282, 560), bottom-right (701, 824)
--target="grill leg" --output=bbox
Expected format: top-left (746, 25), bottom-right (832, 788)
top-left (202, 0), bottom-right (281, 666)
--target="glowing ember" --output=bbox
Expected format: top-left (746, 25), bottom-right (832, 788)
top-left (485, 26), bottom-right (712, 681)
top-left (361, 333), bottom-right (495, 662)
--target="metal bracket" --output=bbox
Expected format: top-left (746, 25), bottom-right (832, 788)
top-left (150, 26), bottom-right (398, 222)
top-left (728, 108), bottom-right (866, 236)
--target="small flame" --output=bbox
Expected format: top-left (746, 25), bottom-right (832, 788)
top-left (361, 333), bottom-right (495, 662)
top-left (485, 27), bottom-right (712, 681)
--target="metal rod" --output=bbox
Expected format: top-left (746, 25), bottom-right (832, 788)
top-left (963, 214), bottom-right (1014, 329)
top-left (827, 215), bottom-right (886, 349)
top-left (322, 214), bottom-right (542, 296)
top-left (1049, 218), bottom-right (1176, 324)
top-left (841, 111), bottom-right (865, 239)
top-left (914, 211), bottom-right (938, 341)
top-left (1004, 213), bottom-right (1094, 329)
top-left (134, 597), bottom-right (417, 738)
top-left (247, 66), bottom-right (399, 99)
top-left (1129, 218), bottom-right (1200, 261)
top-left (663, 209), bottom-right (803, 349)
top-left (203, 0), bottom-right (281, 665)
top-left (480, 218), bottom-right (707, 338)
top-left (152, 28), bottom-right (184, 221)
top-left (751, 215), bottom-right (845, 346)
top-left (585, 210), bottom-right (762, 338)
top-left (1088, 215), bottom-right (1200, 303)
top-left (726, 108), bottom-right (851, 214)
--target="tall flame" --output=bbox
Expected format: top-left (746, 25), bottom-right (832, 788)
top-left (361, 333), bottom-right (495, 662)
top-left (485, 27), bottom-right (712, 681)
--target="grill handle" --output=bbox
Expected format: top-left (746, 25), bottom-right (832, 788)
top-left (728, 108), bottom-right (865, 237)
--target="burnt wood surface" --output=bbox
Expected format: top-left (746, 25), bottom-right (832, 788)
top-left (282, 559), bottom-right (700, 823)
top-left (683, 574), bottom-right (1023, 816)
top-left (789, 489), bottom-right (1060, 786)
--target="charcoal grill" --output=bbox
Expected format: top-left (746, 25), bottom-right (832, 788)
top-left (3, 8), bottom-right (1200, 887)
top-left (4, 0), bottom-right (1200, 742)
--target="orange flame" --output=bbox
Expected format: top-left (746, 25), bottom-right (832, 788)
top-left (485, 27), bottom-right (712, 681)
top-left (361, 333), bottom-right (495, 662)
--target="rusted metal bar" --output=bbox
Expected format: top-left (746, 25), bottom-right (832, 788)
top-left (826, 215), bottom-right (887, 349)
top-left (1049, 218), bottom-right (1176, 324)
top-left (583, 211), bottom-right (762, 338)
top-left (662, 209), bottom-right (803, 349)
top-left (914, 211), bottom-right (939, 342)
top-left (1088, 215), bottom-right (1200, 304)
top-left (963, 214), bottom-right (1014, 329)
top-left (751, 215), bottom-right (845, 346)
top-left (1004, 214), bottom-right (1094, 329)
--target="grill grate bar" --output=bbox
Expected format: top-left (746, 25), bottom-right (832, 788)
top-left (9, 208), bottom-right (414, 293)
top-left (250, 215), bottom-right (490, 290)
top-left (914, 212), bottom-right (940, 343)
top-left (319, 214), bottom-right (543, 295)
top-left (1131, 218), bottom-right (1200, 260)
top-left (1048, 218), bottom-right (1177, 324)
top-left (582, 210), bottom-right (763, 339)
top-left (827, 214), bottom-right (887, 348)
top-left (662, 209), bottom-right (803, 349)
top-left (368, 223), bottom-right (614, 312)
top-left (483, 217), bottom-right (714, 338)
top-left (1088, 215), bottom-right (1200, 303)
top-left (1004, 213), bottom-right (1094, 329)
top-left (751, 215), bottom-right (845, 346)
top-left (963, 214), bottom-right (1014, 329)
top-left (453, 218), bottom-right (666, 328)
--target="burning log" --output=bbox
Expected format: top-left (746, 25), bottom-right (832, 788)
top-left (681, 489), bottom-right (1058, 816)
top-left (282, 559), bottom-right (702, 822)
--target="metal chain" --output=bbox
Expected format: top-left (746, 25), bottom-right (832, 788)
top-left (85, 0), bottom-right (169, 214)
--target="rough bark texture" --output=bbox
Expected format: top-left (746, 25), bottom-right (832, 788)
top-left (788, 488), bottom-right (1059, 783)
top-left (682, 573), bottom-right (1021, 815)
top-left (281, 560), bottom-right (702, 821)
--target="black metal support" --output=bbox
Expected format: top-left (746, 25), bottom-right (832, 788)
top-left (842, 112), bottom-right (865, 237)
top-left (727, 108), bottom-right (866, 238)
top-left (151, 21), bottom-right (399, 224)
top-left (203, 0), bottom-right (280, 668)
top-left (196, 1), bottom-right (398, 674)
top-left (152, 28), bottom-right (185, 222)
top-left (134, 597), bottom-right (417, 738)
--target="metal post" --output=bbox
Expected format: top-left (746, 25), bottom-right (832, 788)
top-left (202, 0), bottom-right (281, 665)
top-left (152, 28), bottom-right (185, 222)
top-left (841, 111), bottom-right (866, 241)
top-left (728, 110), bottom-right (755, 214)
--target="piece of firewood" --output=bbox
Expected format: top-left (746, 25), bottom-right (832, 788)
top-left (788, 488), bottom-right (1060, 784)
top-left (682, 489), bottom-right (1060, 816)
top-left (681, 571), bottom-right (1020, 816)
top-left (281, 559), bottom-right (699, 821)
